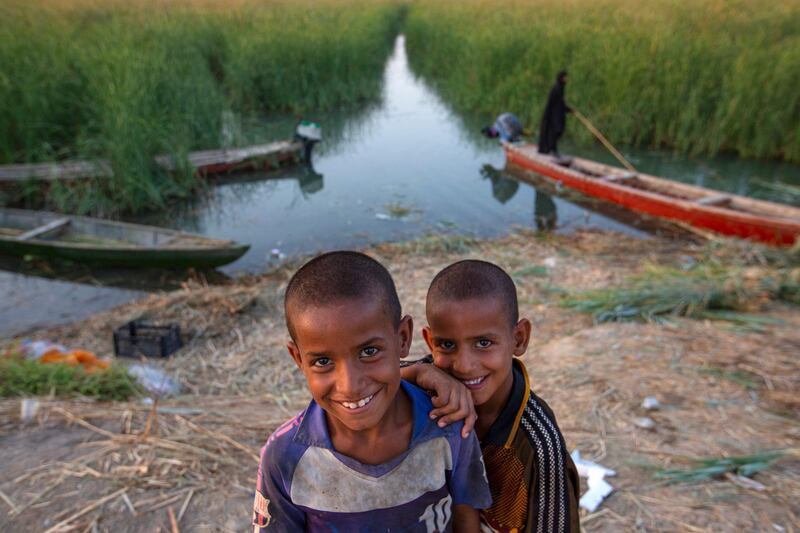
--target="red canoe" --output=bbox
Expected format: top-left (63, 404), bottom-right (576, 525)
top-left (505, 143), bottom-right (800, 246)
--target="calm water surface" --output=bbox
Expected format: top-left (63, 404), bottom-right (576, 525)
top-left (2, 36), bottom-right (799, 336)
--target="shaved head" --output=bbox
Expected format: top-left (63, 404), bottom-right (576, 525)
top-left (426, 260), bottom-right (518, 326)
top-left (284, 251), bottom-right (402, 340)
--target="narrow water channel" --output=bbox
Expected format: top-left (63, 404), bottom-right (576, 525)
top-left (2, 35), bottom-right (799, 336)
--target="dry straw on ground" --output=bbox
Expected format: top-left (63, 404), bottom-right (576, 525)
top-left (1, 229), bottom-right (798, 532)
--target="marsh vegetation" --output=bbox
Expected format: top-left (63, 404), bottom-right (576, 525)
top-left (0, 0), bottom-right (403, 213)
top-left (406, 0), bottom-right (800, 162)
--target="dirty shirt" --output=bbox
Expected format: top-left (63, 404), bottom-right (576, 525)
top-left (253, 380), bottom-right (492, 532)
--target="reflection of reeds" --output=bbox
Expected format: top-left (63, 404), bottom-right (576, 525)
top-left (405, 0), bottom-right (800, 163)
top-left (754, 179), bottom-right (800, 205)
top-left (0, 0), bottom-right (403, 214)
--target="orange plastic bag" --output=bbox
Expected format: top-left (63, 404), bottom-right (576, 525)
top-left (39, 349), bottom-right (110, 373)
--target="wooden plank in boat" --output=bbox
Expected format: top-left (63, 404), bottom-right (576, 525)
top-left (154, 141), bottom-right (300, 171)
top-left (0, 140), bottom-right (303, 181)
top-left (16, 218), bottom-right (70, 241)
top-left (0, 160), bottom-right (113, 181)
top-left (602, 172), bottom-right (637, 183)
top-left (695, 194), bottom-right (731, 207)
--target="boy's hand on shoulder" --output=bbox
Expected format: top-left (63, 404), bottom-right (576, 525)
top-left (417, 364), bottom-right (477, 438)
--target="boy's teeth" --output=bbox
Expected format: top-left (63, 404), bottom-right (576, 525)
top-left (462, 376), bottom-right (485, 385)
top-left (341, 394), bottom-right (374, 410)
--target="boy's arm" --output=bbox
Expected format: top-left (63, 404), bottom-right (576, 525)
top-left (523, 454), bottom-right (581, 533)
top-left (452, 504), bottom-right (481, 533)
top-left (448, 428), bottom-right (493, 525)
top-left (400, 356), bottom-right (477, 438)
top-left (523, 396), bottom-right (581, 533)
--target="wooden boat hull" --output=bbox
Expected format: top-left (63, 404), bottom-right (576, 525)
top-left (0, 209), bottom-right (249, 268)
top-left (0, 140), bottom-right (305, 182)
top-left (505, 143), bottom-right (800, 246)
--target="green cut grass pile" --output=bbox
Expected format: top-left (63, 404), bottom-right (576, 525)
top-left (0, 358), bottom-right (142, 401)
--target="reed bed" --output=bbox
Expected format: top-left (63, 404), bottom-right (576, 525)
top-left (405, 0), bottom-right (800, 163)
top-left (0, 0), bottom-right (403, 214)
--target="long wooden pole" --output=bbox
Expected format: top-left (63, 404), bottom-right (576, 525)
top-left (571, 109), bottom-right (637, 173)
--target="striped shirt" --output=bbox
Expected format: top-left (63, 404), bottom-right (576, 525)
top-left (479, 359), bottom-right (581, 533)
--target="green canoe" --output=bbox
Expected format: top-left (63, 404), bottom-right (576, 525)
top-left (0, 208), bottom-right (249, 268)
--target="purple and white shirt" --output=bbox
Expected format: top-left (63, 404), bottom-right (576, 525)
top-left (253, 381), bottom-right (492, 532)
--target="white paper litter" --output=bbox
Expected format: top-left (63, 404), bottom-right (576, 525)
top-left (20, 398), bottom-right (39, 423)
top-left (571, 449), bottom-right (617, 513)
top-left (633, 416), bottom-right (656, 429)
top-left (641, 396), bottom-right (661, 410)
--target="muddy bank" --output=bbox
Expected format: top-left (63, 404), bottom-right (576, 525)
top-left (1, 229), bottom-right (798, 532)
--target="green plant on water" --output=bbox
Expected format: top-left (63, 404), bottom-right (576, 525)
top-left (393, 233), bottom-right (479, 256)
top-left (384, 201), bottom-right (421, 219)
top-left (0, 358), bottom-right (142, 401)
top-left (655, 451), bottom-right (784, 483)
top-left (405, 0), bottom-right (800, 163)
top-left (561, 263), bottom-right (799, 323)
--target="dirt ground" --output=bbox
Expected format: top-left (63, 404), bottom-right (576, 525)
top-left (1, 228), bottom-right (798, 532)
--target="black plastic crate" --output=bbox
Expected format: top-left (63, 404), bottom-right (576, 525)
top-left (113, 321), bottom-right (182, 358)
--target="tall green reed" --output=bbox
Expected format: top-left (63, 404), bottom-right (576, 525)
top-left (0, 0), bottom-right (403, 214)
top-left (405, 0), bottom-right (800, 163)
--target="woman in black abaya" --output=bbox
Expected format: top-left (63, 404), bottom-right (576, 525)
top-left (538, 70), bottom-right (572, 155)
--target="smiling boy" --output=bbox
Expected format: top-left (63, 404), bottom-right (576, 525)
top-left (402, 260), bottom-right (580, 533)
top-left (253, 251), bottom-right (491, 532)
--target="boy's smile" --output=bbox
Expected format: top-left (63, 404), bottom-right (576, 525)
top-left (288, 297), bottom-right (413, 439)
top-left (423, 296), bottom-right (530, 422)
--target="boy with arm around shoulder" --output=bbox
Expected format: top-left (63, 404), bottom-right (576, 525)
top-left (402, 260), bottom-right (581, 533)
top-left (254, 251), bottom-right (491, 532)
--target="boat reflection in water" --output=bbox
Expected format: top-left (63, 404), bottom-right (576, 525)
top-left (0, 252), bottom-right (233, 292)
top-left (295, 164), bottom-right (324, 196)
top-left (503, 160), bottom-right (692, 240)
top-left (481, 164), bottom-right (519, 204)
top-left (482, 164), bottom-right (558, 232)
top-left (534, 190), bottom-right (557, 231)
top-left (203, 160), bottom-right (324, 197)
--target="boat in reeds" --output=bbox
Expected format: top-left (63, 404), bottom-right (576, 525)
top-left (505, 143), bottom-right (800, 246)
top-left (0, 208), bottom-right (249, 267)
top-left (0, 140), bottom-right (306, 182)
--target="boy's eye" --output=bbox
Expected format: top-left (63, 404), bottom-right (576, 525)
top-left (311, 357), bottom-right (332, 367)
top-left (438, 340), bottom-right (455, 350)
top-left (361, 347), bottom-right (379, 357)
top-left (476, 339), bottom-right (492, 348)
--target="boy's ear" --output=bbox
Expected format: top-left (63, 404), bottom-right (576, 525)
top-left (421, 325), bottom-right (435, 353)
top-left (287, 340), bottom-right (303, 369)
top-left (512, 318), bottom-right (532, 356)
top-left (397, 315), bottom-right (414, 357)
